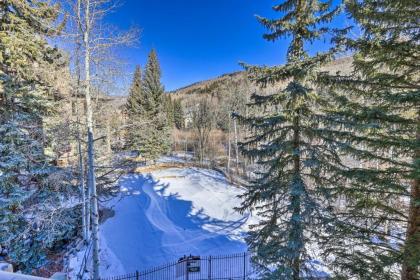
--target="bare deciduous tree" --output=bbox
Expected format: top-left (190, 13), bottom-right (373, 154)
top-left (191, 97), bottom-right (215, 164)
top-left (65, 0), bottom-right (139, 278)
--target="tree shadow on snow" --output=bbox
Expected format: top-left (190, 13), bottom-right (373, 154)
top-left (146, 174), bottom-right (248, 249)
top-left (101, 173), bottom-right (249, 272)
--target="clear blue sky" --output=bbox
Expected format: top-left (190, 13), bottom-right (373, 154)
top-left (106, 0), bottom-right (347, 92)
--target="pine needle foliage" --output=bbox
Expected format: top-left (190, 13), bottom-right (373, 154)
top-left (126, 49), bottom-right (171, 161)
top-left (164, 95), bottom-right (175, 127)
top-left (237, 1), bottom-right (345, 279)
top-left (142, 49), bottom-right (165, 116)
top-left (125, 65), bottom-right (145, 150)
top-left (0, 0), bottom-right (68, 271)
top-left (317, 0), bottom-right (420, 279)
top-left (173, 98), bottom-right (184, 129)
top-left (126, 65), bottom-right (144, 116)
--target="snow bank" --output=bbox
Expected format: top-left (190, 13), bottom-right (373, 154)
top-left (68, 166), bottom-right (253, 278)
top-left (151, 167), bottom-right (255, 238)
top-left (67, 234), bottom-right (125, 279)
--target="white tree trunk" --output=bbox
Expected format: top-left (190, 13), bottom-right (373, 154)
top-left (106, 118), bottom-right (112, 156)
top-left (233, 118), bottom-right (239, 174)
top-left (227, 117), bottom-right (231, 172)
top-left (83, 1), bottom-right (100, 278)
top-left (184, 135), bottom-right (188, 160)
top-left (77, 132), bottom-right (89, 242)
top-left (75, 0), bottom-right (89, 241)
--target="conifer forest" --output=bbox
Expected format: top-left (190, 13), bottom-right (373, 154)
top-left (0, 1), bottom-right (419, 280)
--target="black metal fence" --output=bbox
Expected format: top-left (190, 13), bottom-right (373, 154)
top-left (99, 252), bottom-right (257, 280)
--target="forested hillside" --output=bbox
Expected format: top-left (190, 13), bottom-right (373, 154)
top-left (168, 57), bottom-right (353, 173)
top-left (171, 57), bottom-right (352, 99)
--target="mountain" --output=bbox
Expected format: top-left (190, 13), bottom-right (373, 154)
top-left (169, 56), bottom-right (353, 102)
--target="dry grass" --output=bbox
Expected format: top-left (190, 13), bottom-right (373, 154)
top-left (158, 175), bottom-right (186, 179)
top-left (133, 162), bottom-right (191, 173)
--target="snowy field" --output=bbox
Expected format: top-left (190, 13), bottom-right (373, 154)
top-left (68, 166), bottom-right (255, 278)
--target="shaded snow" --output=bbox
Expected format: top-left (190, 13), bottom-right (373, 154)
top-left (68, 232), bottom-right (125, 279)
top-left (68, 166), bottom-right (254, 278)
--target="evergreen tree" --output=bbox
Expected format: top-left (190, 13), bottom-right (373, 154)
top-left (173, 98), bottom-right (184, 129)
top-left (0, 0), bottom-right (67, 271)
top-left (237, 1), bottom-right (344, 279)
top-left (164, 95), bottom-right (175, 127)
top-left (318, 1), bottom-right (420, 279)
top-left (126, 65), bottom-right (144, 116)
top-left (125, 65), bottom-right (145, 150)
top-left (136, 49), bottom-right (171, 161)
top-left (142, 49), bottom-right (165, 115)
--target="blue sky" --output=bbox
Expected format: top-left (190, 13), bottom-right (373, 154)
top-left (106, 0), bottom-right (347, 92)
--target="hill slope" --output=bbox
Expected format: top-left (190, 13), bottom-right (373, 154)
top-left (170, 56), bottom-right (353, 103)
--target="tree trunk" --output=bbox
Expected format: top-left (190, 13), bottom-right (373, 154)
top-left (244, 106), bottom-right (249, 178)
top-left (75, 1), bottom-right (89, 241)
top-left (233, 118), bottom-right (239, 174)
top-left (106, 117), bottom-right (112, 156)
top-left (401, 111), bottom-right (420, 280)
top-left (77, 130), bottom-right (89, 242)
top-left (227, 117), bottom-right (231, 172)
top-left (184, 135), bottom-right (188, 160)
top-left (83, 1), bottom-right (100, 278)
top-left (199, 131), bottom-right (204, 165)
top-left (291, 115), bottom-right (302, 280)
top-left (86, 170), bottom-right (91, 234)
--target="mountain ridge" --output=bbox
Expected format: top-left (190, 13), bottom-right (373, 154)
top-left (169, 56), bottom-right (353, 99)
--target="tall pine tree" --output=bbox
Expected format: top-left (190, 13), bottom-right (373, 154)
top-left (318, 0), bottom-right (420, 279)
top-left (237, 1), bottom-right (344, 279)
top-left (164, 95), bottom-right (175, 128)
top-left (125, 65), bottom-right (145, 151)
top-left (173, 98), bottom-right (184, 129)
top-left (131, 49), bottom-right (171, 161)
top-left (126, 65), bottom-right (143, 115)
top-left (0, 0), bottom-right (66, 271)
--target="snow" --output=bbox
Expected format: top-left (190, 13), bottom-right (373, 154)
top-left (157, 154), bottom-right (189, 163)
top-left (68, 166), bottom-right (254, 278)
top-left (68, 233), bottom-right (125, 279)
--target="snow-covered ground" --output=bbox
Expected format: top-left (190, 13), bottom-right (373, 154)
top-left (68, 166), bottom-right (255, 278)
